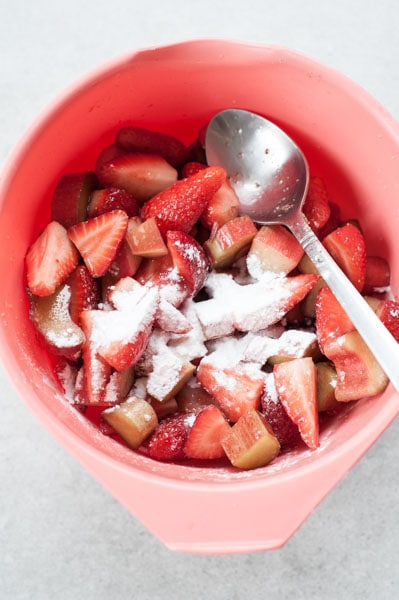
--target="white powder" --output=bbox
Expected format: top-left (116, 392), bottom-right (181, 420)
top-left (146, 345), bottom-right (185, 401)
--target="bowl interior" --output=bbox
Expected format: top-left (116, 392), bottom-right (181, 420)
top-left (1, 40), bottom-right (399, 483)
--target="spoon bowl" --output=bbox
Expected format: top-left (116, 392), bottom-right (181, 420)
top-left (206, 108), bottom-right (399, 392)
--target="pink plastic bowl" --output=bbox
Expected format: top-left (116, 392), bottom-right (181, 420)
top-left (1, 39), bottom-right (399, 554)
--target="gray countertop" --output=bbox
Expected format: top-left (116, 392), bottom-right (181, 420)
top-left (1, 1), bottom-right (399, 598)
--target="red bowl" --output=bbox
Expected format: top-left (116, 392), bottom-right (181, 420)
top-left (1, 39), bottom-right (399, 553)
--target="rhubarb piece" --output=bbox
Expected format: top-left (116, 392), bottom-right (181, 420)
top-left (166, 230), bottom-right (209, 295)
top-left (125, 216), bottom-right (168, 258)
top-left (176, 377), bottom-right (215, 413)
top-left (26, 221), bottom-right (79, 297)
top-left (149, 396), bottom-right (179, 420)
top-left (141, 166), bottom-right (226, 237)
top-left (51, 171), bottom-right (97, 228)
top-left (29, 284), bottom-right (84, 361)
top-left (102, 396), bottom-right (158, 449)
top-left (103, 366), bottom-right (135, 405)
top-left (68, 209), bottom-right (128, 278)
top-left (316, 362), bottom-right (340, 412)
top-left (184, 405), bottom-right (230, 459)
top-left (79, 312), bottom-right (113, 405)
top-left (323, 331), bottom-right (389, 402)
top-left (97, 152), bottom-right (178, 203)
top-left (88, 187), bottom-right (140, 218)
top-left (221, 409), bottom-right (280, 470)
top-left (273, 357), bottom-right (319, 450)
top-left (204, 215), bottom-right (257, 269)
top-left (146, 345), bottom-right (195, 402)
top-left (247, 225), bottom-right (304, 277)
top-left (323, 222), bottom-right (367, 291)
top-left (116, 126), bottom-right (189, 168)
top-left (196, 361), bottom-right (265, 422)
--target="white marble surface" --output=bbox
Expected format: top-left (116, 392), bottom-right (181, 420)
top-left (1, 1), bottom-right (399, 598)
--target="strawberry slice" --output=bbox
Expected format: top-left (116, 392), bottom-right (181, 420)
top-left (184, 404), bottom-right (230, 459)
top-left (116, 126), bottom-right (189, 168)
top-left (374, 299), bottom-right (399, 342)
top-left (135, 254), bottom-right (190, 308)
top-left (88, 187), bottom-right (140, 219)
top-left (315, 286), bottom-right (354, 353)
top-left (141, 412), bottom-right (193, 461)
top-left (106, 239), bottom-right (142, 282)
top-left (51, 171), bottom-right (97, 228)
top-left (26, 221), bottom-right (79, 296)
top-left (196, 361), bottom-right (265, 422)
top-left (141, 165), bottom-right (226, 237)
top-left (166, 230), bottom-right (209, 295)
top-left (180, 161), bottom-right (240, 229)
top-left (68, 209), bottom-right (128, 278)
top-left (79, 312), bottom-right (113, 405)
top-left (246, 224), bottom-right (304, 277)
top-left (66, 264), bottom-right (100, 325)
top-left (303, 176), bottom-right (331, 231)
top-left (273, 357), bottom-right (319, 450)
top-left (363, 255), bottom-right (391, 293)
top-left (96, 152), bottom-right (178, 203)
top-left (323, 222), bottom-right (366, 291)
top-left (260, 374), bottom-right (302, 450)
top-left (86, 286), bottom-right (158, 371)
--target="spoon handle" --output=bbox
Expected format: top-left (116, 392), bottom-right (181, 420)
top-left (289, 214), bottom-right (399, 392)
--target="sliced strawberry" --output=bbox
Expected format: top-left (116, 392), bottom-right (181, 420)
top-left (95, 143), bottom-right (125, 173)
top-left (68, 209), bottom-right (128, 278)
top-left (26, 221), bottom-right (79, 296)
top-left (141, 165), bottom-right (226, 237)
top-left (125, 216), bottom-right (168, 258)
top-left (141, 412), bottom-right (193, 461)
top-left (88, 187), bottom-right (140, 219)
top-left (260, 375), bottom-right (302, 450)
top-left (184, 404), bottom-right (230, 459)
top-left (116, 126), bottom-right (189, 168)
top-left (273, 357), bottom-right (319, 450)
top-left (323, 331), bottom-right (389, 402)
top-left (87, 287), bottom-right (158, 371)
top-left (246, 224), bottom-right (304, 277)
top-left (106, 239), bottom-right (142, 281)
top-left (196, 362), bottom-right (265, 422)
top-left (303, 176), bottom-right (331, 231)
top-left (374, 299), bottom-right (399, 342)
top-left (363, 255), bottom-right (391, 293)
top-left (180, 162), bottom-right (240, 229)
top-left (176, 378), bottom-right (215, 413)
top-left (79, 312), bottom-right (113, 405)
top-left (323, 222), bottom-right (366, 291)
top-left (166, 230), bottom-right (209, 295)
top-left (315, 286), bottom-right (354, 354)
top-left (96, 152), bottom-right (178, 204)
top-left (135, 254), bottom-right (190, 308)
top-left (51, 171), bottom-right (97, 228)
top-left (66, 264), bottom-right (100, 325)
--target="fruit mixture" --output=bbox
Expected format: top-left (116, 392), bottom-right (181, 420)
top-left (25, 122), bottom-right (398, 470)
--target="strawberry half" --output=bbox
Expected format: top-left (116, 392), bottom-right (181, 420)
top-left (68, 209), bottom-right (128, 278)
top-left (141, 165), bottom-right (226, 237)
top-left (166, 230), bottom-right (209, 295)
top-left (196, 362), bottom-right (265, 423)
top-left (116, 125), bottom-right (189, 168)
top-left (184, 404), bottom-right (230, 459)
top-left (273, 357), bottom-right (319, 450)
top-left (66, 264), bottom-right (100, 325)
top-left (141, 412), bottom-right (193, 461)
top-left (51, 171), bottom-right (97, 228)
top-left (260, 375), bottom-right (302, 450)
top-left (303, 176), bottom-right (331, 231)
top-left (323, 222), bottom-right (366, 291)
top-left (26, 221), bottom-right (79, 296)
top-left (88, 187), bottom-right (140, 219)
top-left (315, 286), bottom-right (354, 353)
top-left (96, 152), bottom-right (178, 204)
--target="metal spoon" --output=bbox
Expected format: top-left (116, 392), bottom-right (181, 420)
top-left (205, 108), bottom-right (399, 391)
